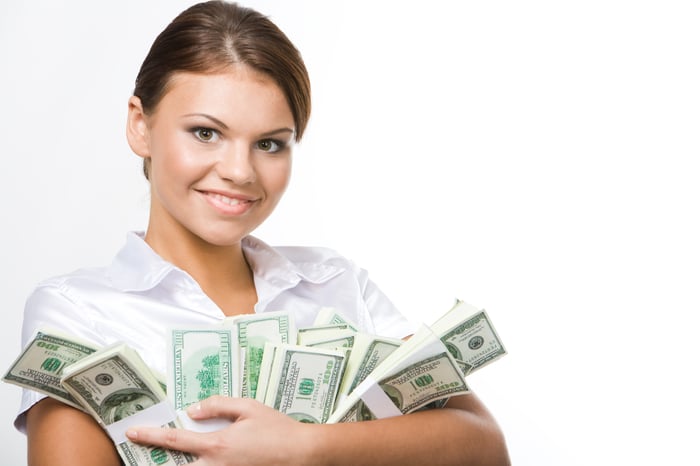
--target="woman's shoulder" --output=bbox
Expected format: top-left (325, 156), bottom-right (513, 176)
top-left (31, 265), bottom-right (111, 293)
top-left (25, 265), bottom-right (114, 313)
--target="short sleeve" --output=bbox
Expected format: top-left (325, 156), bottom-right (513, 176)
top-left (14, 282), bottom-right (107, 433)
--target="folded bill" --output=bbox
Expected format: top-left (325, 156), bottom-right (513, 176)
top-left (431, 300), bottom-right (507, 374)
top-left (168, 328), bottom-right (235, 411)
top-left (224, 311), bottom-right (296, 399)
top-left (328, 325), bottom-right (469, 423)
top-left (313, 308), bottom-right (359, 332)
top-left (3, 329), bottom-right (98, 409)
top-left (335, 333), bottom-right (403, 404)
top-left (256, 343), bottom-right (347, 424)
top-left (61, 343), bottom-right (195, 465)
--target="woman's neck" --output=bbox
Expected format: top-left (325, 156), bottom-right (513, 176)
top-left (144, 228), bottom-right (258, 316)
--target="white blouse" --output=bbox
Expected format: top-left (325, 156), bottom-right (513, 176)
top-left (15, 231), bottom-right (415, 432)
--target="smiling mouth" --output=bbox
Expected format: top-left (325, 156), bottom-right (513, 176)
top-left (209, 193), bottom-right (251, 206)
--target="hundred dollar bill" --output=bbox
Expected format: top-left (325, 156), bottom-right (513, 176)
top-left (333, 353), bottom-right (468, 423)
top-left (258, 344), bottom-right (346, 424)
top-left (313, 308), bottom-right (359, 332)
top-left (152, 368), bottom-right (168, 395)
top-left (454, 359), bottom-right (475, 377)
top-left (253, 342), bottom-right (277, 405)
top-left (224, 311), bottom-right (296, 398)
top-left (168, 328), bottom-right (235, 410)
top-left (3, 329), bottom-right (98, 409)
top-left (336, 333), bottom-right (402, 403)
top-left (373, 352), bottom-right (468, 413)
top-left (305, 332), bottom-right (356, 350)
top-left (297, 323), bottom-right (354, 346)
top-left (61, 343), bottom-right (195, 465)
top-left (431, 300), bottom-right (507, 373)
top-left (328, 326), bottom-right (468, 423)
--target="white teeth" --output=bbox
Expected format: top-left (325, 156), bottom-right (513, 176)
top-left (212, 193), bottom-right (242, 206)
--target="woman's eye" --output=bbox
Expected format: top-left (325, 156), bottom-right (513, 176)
top-left (257, 139), bottom-right (283, 153)
top-left (193, 127), bottom-right (218, 142)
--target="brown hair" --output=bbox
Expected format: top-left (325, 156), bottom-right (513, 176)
top-left (133, 1), bottom-right (311, 178)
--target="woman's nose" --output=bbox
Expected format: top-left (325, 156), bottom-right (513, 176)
top-left (216, 142), bottom-right (256, 184)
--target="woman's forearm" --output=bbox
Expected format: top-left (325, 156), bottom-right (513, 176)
top-left (311, 393), bottom-right (510, 466)
top-left (125, 392), bottom-right (510, 466)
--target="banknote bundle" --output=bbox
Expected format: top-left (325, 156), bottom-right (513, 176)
top-left (255, 343), bottom-right (347, 423)
top-left (2, 332), bottom-right (195, 465)
top-left (328, 323), bottom-right (470, 423)
top-left (223, 311), bottom-right (296, 399)
top-left (3, 330), bottom-right (98, 410)
top-left (164, 300), bottom-right (507, 424)
top-left (61, 343), bottom-right (195, 465)
top-left (4, 298), bottom-right (507, 461)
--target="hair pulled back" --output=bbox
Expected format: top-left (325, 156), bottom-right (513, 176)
top-left (133, 1), bottom-right (311, 178)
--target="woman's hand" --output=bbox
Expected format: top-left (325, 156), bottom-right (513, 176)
top-left (127, 392), bottom-right (509, 466)
top-left (126, 396), bottom-right (318, 466)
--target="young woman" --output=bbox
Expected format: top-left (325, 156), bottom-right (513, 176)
top-left (18, 1), bottom-right (510, 464)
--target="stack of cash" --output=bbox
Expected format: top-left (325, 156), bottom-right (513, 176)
top-left (61, 343), bottom-right (195, 465)
top-left (3, 330), bottom-right (98, 410)
top-left (328, 323), bottom-right (470, 423)
top-left (4, 299), bottom-right (506, 464)
top-left (431, 300), bottom-right (507, 375)
top-left (164, 300), bottom-right (506, 424)
top-left (255, 343), bottom-right (347, 423)
top-left (3, 332), bottom-right (195, 465)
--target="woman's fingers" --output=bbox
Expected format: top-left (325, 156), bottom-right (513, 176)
top-left (126, 396), bottom-right (275, 460)
top-left (126, 425), bottom-right (207, 453)
top-left (187, 395), bottom-right (261, 421)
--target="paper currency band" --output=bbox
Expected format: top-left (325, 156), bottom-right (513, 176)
top-left (355, 377), bottom-right (402, 419)
top-left (105, 400), bottom-right (177, 444)
top-left (176, 409), bottom-right (232, 433)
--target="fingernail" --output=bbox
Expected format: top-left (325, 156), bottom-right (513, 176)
top-left (126, 429), bottom-right (138, 439)
top-left (187, 403), bottom-right (202, 417)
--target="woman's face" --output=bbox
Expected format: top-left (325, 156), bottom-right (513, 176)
top-left (129, 66), bottom-right (295, 249)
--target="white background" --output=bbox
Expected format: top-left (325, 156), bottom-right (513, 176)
top-left (1, 1), bottom-right (698, 465)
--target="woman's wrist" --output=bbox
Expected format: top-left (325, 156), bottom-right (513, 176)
top-left (301, 423), bottom-right (332, 466)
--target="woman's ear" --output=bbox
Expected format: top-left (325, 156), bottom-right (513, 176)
top-left (126, 96), bottom-right (150, 158)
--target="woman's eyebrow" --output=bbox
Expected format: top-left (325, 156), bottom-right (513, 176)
top-left (260, 127), bottom-right (295, 138)
top-left (183, 113), bottom-right (229, 129)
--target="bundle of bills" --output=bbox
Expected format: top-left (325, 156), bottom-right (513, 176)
top-left (167, 327), bottom-right (236, 411)
top-left (335, 333), bottom-right (403, 404)
top-left (328, 324), bottom-right (470, 423)
top-left (297, 323), bottom-right (356, 348)
top-left (3, 330), bottom-right (98, 410)
top-left (430, 300), bottom-right (507, 375)
top-left (60, 343), bottom-right (195, 465)
top-left (4, 299), bottom-right (507, 450)
top-left (255, 342), bottom-right (347, 423)
top-left (222, 311), bottom-right (296, 399)
top-left (328, 300), bottom-right (507, 422)
top-left (313, 307), bottom-right (359, 332)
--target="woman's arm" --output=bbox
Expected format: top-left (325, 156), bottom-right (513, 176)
top-left (315, 393), bottom-right (510, 466)
top-left (26, 398), bottom-right (122, 466)
top-left (127, 392), bottom-right (510, 466)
